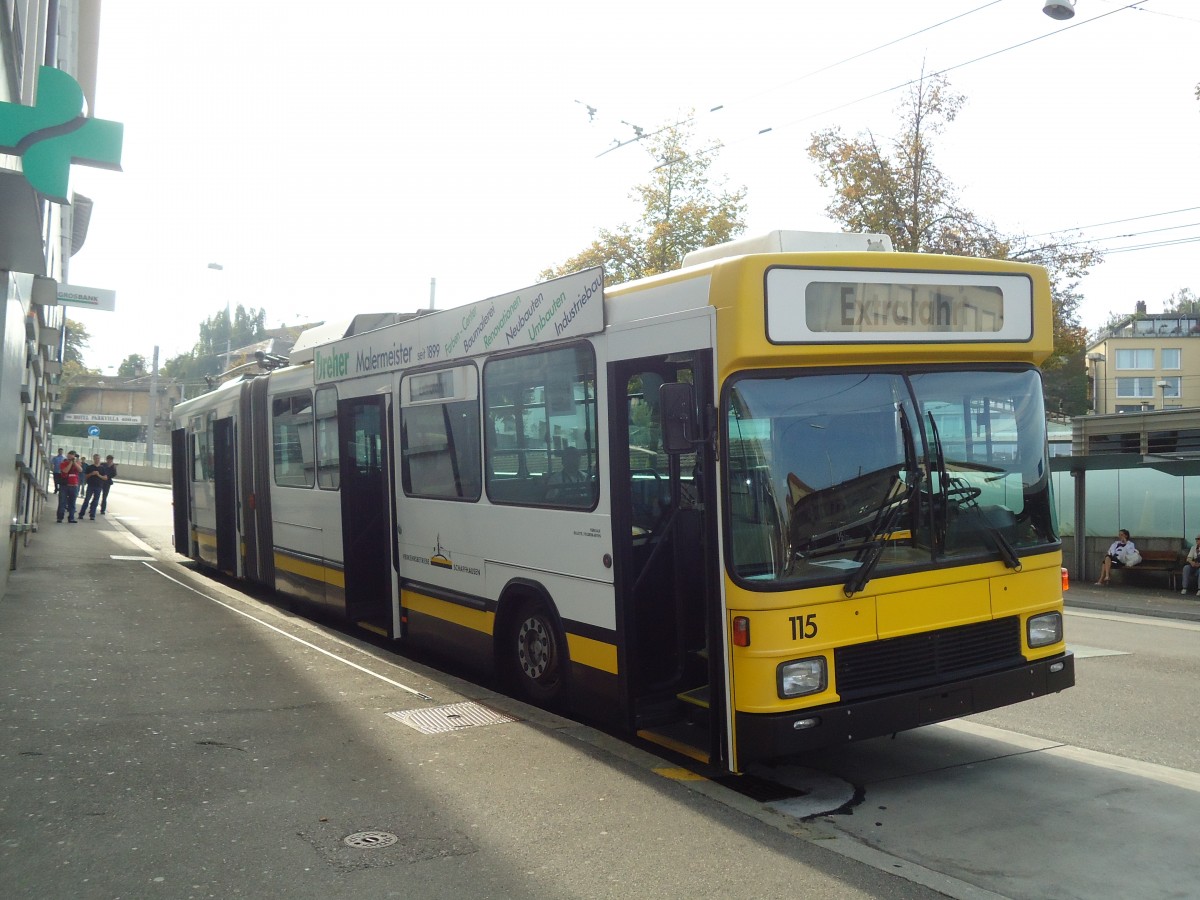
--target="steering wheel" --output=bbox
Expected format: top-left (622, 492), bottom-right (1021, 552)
top-left (945, 482), bottom-right (982, 505)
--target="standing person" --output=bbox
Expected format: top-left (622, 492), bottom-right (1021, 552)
top-left (56, 451), bottom-right (82, 523)
top-left (50, 447), bottom-right (65, 493)
top-left (1096, 529), bottom-right (1136, 585)
top-left (80, 454), bottom-right (103, 520)
top-left (97, 455), bottom-right (118, 515)
top-left (1181, 534), bottom-right (1200, 596)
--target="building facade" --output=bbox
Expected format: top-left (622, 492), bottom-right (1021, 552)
top-left (1, 0), bottom-right (112, 589)
top-left (1086, 303), bottom-right (1200, 415)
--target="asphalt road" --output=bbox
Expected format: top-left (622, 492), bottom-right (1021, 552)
top-left (1, 483), bottom-right (945, 900)
top-left (17, 481), bottom-right (1196, 900)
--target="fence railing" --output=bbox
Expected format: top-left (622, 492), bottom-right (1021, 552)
top-left (48, 435), bottom-right (172, 469)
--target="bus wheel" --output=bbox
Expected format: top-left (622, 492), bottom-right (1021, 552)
top-left (507, 598), bottom-right (567, 705)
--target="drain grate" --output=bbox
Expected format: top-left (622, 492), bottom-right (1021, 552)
top-left (343, 831), bottom-right (399, 849)
top-left (387, 701), bottom-right (518, 734)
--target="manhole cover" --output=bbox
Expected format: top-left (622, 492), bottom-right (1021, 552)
top-left (387, 701), bottom-right (518, 734)
top-left (343, 831), bottom-right (399, 849)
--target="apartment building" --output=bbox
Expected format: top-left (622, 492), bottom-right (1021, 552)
top-left (1086, 302), bottom-right (1200, 415)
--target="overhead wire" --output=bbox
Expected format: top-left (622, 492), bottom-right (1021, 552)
top-left (735, 1), bottom-right (1151, 142)
top-left (593, 2), bottom-right (1189, 266)
top-left (595, 1), bottom-right (1009, 157)
top-left (1028, 206), bottom-right (1200, 238)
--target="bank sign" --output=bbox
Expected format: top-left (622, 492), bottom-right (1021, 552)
top-left (0, 67), bottom-right (123, 203)
top-left (314, 267), bottom-right (604, 384)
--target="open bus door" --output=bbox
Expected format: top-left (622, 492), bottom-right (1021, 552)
top-left (213, 417), bottom-right (238, 575)
top-left (338, 395), bottom-right (393, 633)
top-left (609, 351), bottom-right (724, 769)
top-left (171, 427), bottom-right (190, 556)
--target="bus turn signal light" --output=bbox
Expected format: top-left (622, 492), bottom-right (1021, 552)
top-left (1061, 567), bottom-right (1069, 591)
top-left (732, 616), bottom-right (750, 647)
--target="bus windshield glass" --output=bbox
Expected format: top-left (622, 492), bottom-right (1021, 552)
top-left (724, 368), bottom-right (1056, 586)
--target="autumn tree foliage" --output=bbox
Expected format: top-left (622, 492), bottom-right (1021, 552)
top-left (543, 120), bottom-right (747, 285)
top-left (808, 73), bottom-right (1099, 415)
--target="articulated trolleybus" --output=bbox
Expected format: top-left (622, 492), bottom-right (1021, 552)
top-left (173, 230), bottom-right (1073, 773)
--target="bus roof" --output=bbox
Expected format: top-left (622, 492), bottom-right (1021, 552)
top-left (681, 230), bottom-right (893, 267)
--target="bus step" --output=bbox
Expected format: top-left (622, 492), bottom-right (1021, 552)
top-left (677, 684), bottom-right (710, 709)
top-left (356, 620), bottom-right (390, 638)
top-left (637, 721), bottom-right (710, 765)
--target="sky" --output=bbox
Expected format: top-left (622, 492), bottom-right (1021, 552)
top-left (64, 0), bottom-right (1200, 375)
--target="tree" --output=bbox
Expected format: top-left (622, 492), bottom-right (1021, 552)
top-left (542, 119), bottom-right (748, 285)
top-left (118, 353), bottom-right (147, 377)
top-left (1162, 287), bottom-right (1199, 315)
top-left (807, 73), bottom-right (1100, 416)
top-left (162, 304), bottom-right (268, 386)
top-left (61, 318), bottom-right (100, 379)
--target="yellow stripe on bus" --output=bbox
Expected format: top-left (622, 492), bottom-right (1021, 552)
top-left (403, 589), bottom-right (494, 635)
top-left (566, 632), bottom-right (618, 675)
top-left (273, 551), bottom-right (346, 589)
top-left (403, 589), bottom-right (618, 675)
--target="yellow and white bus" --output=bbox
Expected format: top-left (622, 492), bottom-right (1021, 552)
top-left (172, 230), bottom-right (1073, 772)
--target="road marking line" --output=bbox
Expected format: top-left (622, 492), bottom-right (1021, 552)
top-left (1068, 643), bottom-right (1129, 658)
top-left (106, 515), bottom-right (158, 556)
top-left (142, 563), bottom-right (433, 701)
top-left (941, 720), bottom-right (1200, 794)
top-left (110, 555), bottom-right (155, 561)
top-left (1067, 608), bottom-right (1200, 632)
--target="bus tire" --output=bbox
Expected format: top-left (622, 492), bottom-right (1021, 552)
top-left (505, 596), bottom-right (568, 706)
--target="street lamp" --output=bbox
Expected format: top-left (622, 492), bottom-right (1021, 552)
top-left (1157, 380), bottom-right (1170, 410)
top-left (207, 262), bottom-right (231, 374)
top-left (1043, 0), bottom-right (1075, 19)
top-left (1086, 352), bottom-right (1105, 414)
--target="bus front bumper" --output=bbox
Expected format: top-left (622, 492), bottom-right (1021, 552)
top-left (735, 651), bottom-right (1075, 764)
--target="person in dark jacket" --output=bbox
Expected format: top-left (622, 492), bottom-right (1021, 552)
top-left (97, 455), bottom-right (118, 515)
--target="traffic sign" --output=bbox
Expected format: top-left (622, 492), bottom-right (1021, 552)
top-left (87, 425), bottom-right (100, 437)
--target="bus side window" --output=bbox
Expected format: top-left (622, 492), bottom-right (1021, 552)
top-left (484, 344), bottom-right (597, 508)
top-left (315, 386), bottom-right (339, 490)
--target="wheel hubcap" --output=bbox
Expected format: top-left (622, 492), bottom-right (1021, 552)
top-left (517, 615), bottom-right (552, 680)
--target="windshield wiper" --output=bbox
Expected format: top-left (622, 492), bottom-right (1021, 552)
top-left (955, 480), bottom-right (1022, 570)
top-left (926, 412), bottom-right (1021, 570)
top-left (843, 404), bottom-right (923, 596)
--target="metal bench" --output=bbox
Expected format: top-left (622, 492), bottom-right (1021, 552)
top-left (1112, 549), bottom-right (1183, 590)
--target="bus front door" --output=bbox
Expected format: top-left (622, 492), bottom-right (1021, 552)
top-left (610, 352), bottom-right (722, 768)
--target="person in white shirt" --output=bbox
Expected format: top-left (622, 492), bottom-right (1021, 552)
top-left (1096, 529), bottom-right (1135, 585)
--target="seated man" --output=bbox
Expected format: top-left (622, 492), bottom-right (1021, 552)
top-left (545, 446), bottom-right (594, 505)
top-left (547, 446), bottom-right (585, 486)
top-left (1181, 534), bottom-right (1200, 596)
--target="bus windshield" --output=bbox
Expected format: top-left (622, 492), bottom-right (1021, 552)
top-left (724, 368), bottom-right (1057, 587)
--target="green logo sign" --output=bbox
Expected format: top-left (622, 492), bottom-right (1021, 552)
top-left (0, 67), bottom-right (123, 203)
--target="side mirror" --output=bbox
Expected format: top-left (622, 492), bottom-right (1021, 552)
top-left (660, 382), bottom-right (697, 454)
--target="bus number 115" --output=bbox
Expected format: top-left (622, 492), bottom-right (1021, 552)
top-left (789, 614), bottom-right (818, 641)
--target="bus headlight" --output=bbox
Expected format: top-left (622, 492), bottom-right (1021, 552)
top-left (778, 657), bottom-right (827, 698)
top-left (1027, 612), bottom-right (1063, 648)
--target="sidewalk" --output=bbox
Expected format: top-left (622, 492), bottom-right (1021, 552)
top-left (0, 506), bottom-right (935, 900)
top-left (1064, 572), bottom-right (1200, 623)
